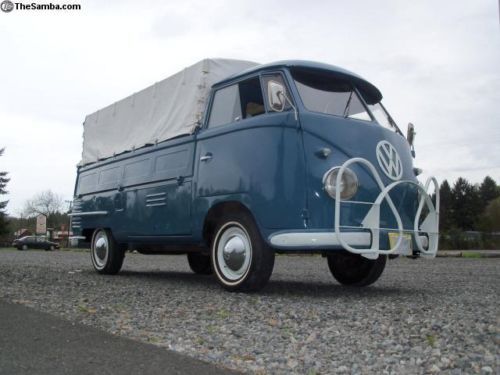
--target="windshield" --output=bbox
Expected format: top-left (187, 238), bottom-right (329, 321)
top-left (367, 102), bottom-right (398, 132)
top-left (292, 70), bottom-right (370, 121)
top-left (292, 69), bottom-right (402, 134)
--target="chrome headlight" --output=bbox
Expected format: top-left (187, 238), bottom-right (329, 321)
top-left (323, 167), bottom-right (358, 200)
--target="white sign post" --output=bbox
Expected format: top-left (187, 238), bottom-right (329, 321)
top-left (36, 215), bottom-right (47, 235)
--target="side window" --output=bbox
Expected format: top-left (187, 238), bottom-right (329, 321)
top-left (208, 84), bottom-right (241, 128)
top-left (208, 77), bottom-right (266, 128)
top-left (262, 74), bottom-right (291, 112)
top-left (239, 77), bottom-right (265, 119)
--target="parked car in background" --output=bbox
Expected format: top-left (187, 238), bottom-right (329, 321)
top-left (12, 236), bottom-right (60, 251)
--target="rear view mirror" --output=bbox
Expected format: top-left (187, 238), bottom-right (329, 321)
top-left (267, 80), bottom-right (285, 112)
top-left (407, 122), bottom-right (415, 146)
top-left (407, 122), bottom-right (416, 157)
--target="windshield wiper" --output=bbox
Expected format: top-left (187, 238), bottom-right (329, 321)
top-left (343, 90), bottom-right (353, 118)
top-left (379, 102), bottom-right (403, 135)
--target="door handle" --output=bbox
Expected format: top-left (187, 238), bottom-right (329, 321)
top-left (200, 153), bottom-right (213, 162)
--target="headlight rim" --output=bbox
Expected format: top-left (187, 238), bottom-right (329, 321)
top-left (322, 166), bottom-right (359, 200)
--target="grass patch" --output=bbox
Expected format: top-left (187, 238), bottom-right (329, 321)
top-left (461, 251), bottom-right (482, 258)
top-left (0, 247), bottom-right (89, 253)
top-left (148, 336), bottom-right (161, 344)
top-left (216, 308), bottom-right (230, 319)
top-left (206, 325), bottom-right (216, 334)
top-left (426, 334), bottom-right (437, 347)
top-left (78, 304), bottom-right (97, 314)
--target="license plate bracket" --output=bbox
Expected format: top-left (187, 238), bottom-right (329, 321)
top-left (388, 232), bottom-right (412, 255)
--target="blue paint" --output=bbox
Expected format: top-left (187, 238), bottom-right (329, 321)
top-left (72, 60), bottom-right (422, 252)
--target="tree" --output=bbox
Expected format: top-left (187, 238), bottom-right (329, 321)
top-left (24, 190), bottom-right (64, 228)
top-left (439, 180), bottom-right (454, 232)
top-left (451, 177), bottom-right (481, 231)
top-left (0, 148), bottom-right (9, 236)
top-left (479, 176), bottom-right (499, 210)
top-left (480, 197), bottom-right (500, 232)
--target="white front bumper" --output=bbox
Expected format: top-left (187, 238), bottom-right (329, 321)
top-left (269, 231), bottom-right (429, 257)
top-left (270, 232), bottom-right (371, 248)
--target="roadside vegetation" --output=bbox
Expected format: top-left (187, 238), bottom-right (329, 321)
top-left (439, 176), bottom-right (500, 249)
top-left (0, 148), bottom-right (10, 240)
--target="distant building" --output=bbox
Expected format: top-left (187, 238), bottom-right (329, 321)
top-left (14, 228), bottom-right (32, 238)
top-left (52, 224), bottom-right (73, 246)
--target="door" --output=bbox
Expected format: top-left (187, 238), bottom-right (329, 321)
top-left (194, 74), bottom-right (306, 231)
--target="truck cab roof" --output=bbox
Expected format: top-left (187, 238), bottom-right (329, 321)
top-left (215, 60), bottom-right (383, 104)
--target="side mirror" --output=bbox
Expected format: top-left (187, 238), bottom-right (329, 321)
top-left (267, 80), bottom-right (285, 112)
top-left (407, 122), bottom-right (416, 157)
top-left (407, 122), bottom-right (416, 146)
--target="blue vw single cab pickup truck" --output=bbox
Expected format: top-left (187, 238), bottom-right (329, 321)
top-left (71, 59), bottom-right (439, 292)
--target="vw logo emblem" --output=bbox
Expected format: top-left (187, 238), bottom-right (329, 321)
top-left (376, 141), bottom-right (403, 180)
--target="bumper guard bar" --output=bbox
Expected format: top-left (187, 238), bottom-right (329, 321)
top-left (334, 158), bottom-right (440, 258)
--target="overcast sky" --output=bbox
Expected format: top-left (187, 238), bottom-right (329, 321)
top-left (1, 0), bottom-right (499, 215)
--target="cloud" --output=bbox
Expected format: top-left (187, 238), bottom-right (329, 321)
top-left (0, 113), bottom-right (81, 214)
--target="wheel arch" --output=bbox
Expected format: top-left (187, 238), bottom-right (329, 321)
top-left (82, 228), bottom-right (96, 242)
top-left (202, 201), bottom-right (259, 246)
top-left (84, 227), bottom-right (115, 244)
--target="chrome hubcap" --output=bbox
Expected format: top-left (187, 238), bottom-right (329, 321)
top-left (93, 232), bottom-right (108, 268)
top-left (223, 236), bottom-right (246, 271)
top-left (216, 224), bottom-right (251, 281)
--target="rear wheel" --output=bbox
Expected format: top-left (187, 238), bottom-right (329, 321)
top-left (22, 245), bottom-right (28, 251)
top-left (91, 229), bottom-right (125, 275)
top-left (211, 213), bottom-right (274, 292)
top-left (327, 251), bottom-right (386, 286)
top-left (187, 253), bottom-right (212, 275)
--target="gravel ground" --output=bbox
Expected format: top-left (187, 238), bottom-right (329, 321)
top-left (0, 249), bottom-right (498, 374)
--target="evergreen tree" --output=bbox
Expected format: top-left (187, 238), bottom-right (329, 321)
top-left (439, 180), bottom-right (454, 231)
top-left (480, 197), bottom-right (500, 232)
top-left (479, 176), bottom-right (499, 209)
top-left (0, 148), bottom-right (10, 236)
top-left (451, 177), bottom-right (481, 231)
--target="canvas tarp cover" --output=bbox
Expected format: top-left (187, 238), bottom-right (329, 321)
top-left (81, 58), bottom-right (258, 165)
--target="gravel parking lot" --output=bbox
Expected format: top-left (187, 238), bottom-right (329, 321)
top-left (0, 249), bottom-right (498, 374)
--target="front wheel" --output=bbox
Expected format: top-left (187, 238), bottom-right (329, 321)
top-left (327, 251), bottom-right (386, 286)
top-left (91, 229), bottom-right (125, 275)
top-left (211, 213), bottom-right (274, 292)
